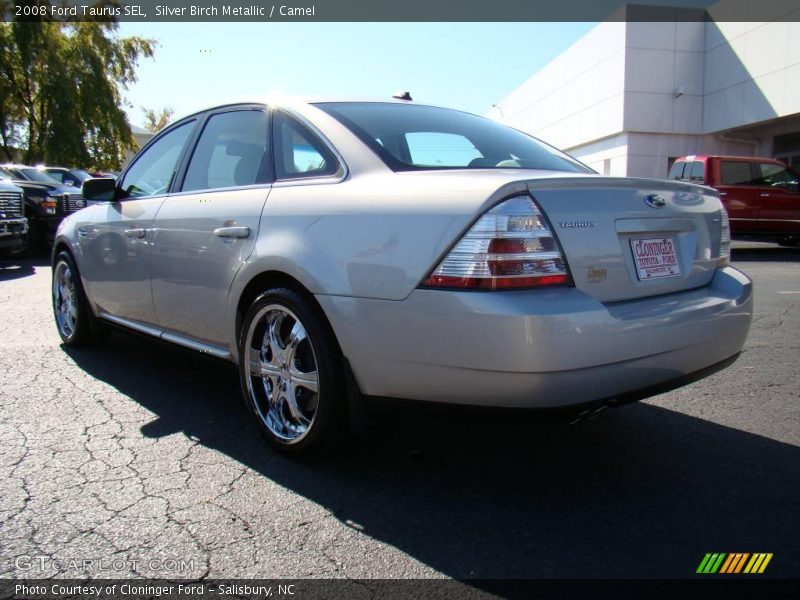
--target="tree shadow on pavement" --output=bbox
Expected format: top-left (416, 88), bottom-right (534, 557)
top-left (64, 332), bottom-right (800, 581)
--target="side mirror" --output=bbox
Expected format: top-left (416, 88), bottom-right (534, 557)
top-left (82, 177), bottom-right (117, 202)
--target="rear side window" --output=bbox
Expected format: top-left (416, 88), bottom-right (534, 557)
top-left (689, 161), bottom-right (705, 183)
top-left (273, 112), bottom-right (340, 180)
top-left (120, 120), bottom-right (195, 198)
top-left (182, 110), bottom-right (270, 192)
top-left (719, 161), bottom-right (755, 186)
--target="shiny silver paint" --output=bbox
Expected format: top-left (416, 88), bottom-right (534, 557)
top-left (55, 100), bottom-right (753, 410)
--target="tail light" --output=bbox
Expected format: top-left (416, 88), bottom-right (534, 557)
top-left (421, 195), bottom-right (572, 290)
top-left (718, 204), bottom-right (731, 266)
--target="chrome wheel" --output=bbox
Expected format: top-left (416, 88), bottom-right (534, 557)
top-left (244, 304), bottom-right (320, 443)
top-left (53, 261), bottom-right (78, 339)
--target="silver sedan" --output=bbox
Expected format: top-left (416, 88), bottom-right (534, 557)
top-left (51, 99), bottom-right (753, 454)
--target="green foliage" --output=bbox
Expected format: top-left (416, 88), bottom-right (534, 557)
top-left (0, 4), bottom-right (155, 169)
top-left (143, 106), bottom-right (174, 133)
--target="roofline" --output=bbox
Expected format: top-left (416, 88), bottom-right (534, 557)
top-left (677, 154), bottom-right (789, 162)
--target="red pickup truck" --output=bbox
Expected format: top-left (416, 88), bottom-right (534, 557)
top-left (668, 155), bottom-right (799, 247)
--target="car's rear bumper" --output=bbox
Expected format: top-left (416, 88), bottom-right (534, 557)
top-left (317, 266), bottom-right (753, 408)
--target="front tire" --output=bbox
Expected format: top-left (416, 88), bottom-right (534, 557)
top-left (238, 287), bottom-right (346, 455)
top-left (52, 250), bottom-right (109, 346)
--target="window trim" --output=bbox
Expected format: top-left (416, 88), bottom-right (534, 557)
top-left (271, 109), bottom-right (347, 185)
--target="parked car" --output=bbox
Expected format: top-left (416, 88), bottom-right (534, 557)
top-left (668, 155), bottom-right (800, 246)
top-left (0, 164), bottom-right (85, 253)
top-left (87, 170), bottom-right (118, 180)
top-left (0, 179), bottom-right (27, 257)
top-left (52, 100), bottom-right (753, 454)
top-left (40, 166), bottom-right (93, 188)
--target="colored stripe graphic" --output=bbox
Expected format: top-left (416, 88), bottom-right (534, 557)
top-left (720, 553), bottom-right (749, 573)
top-left (699, 553), bottom-right (773, 574)
top-left (697, 553), bottom-right (727, 573)
top-left (744, 553), bottom-right (773, 574)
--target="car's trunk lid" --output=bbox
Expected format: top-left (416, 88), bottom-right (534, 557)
top-left (527, 177), bottom-right (725, 302)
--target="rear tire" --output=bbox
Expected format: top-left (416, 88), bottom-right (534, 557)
top-left (52, 250), bottom-right (109, 346)
top-left (238, 287), bottom-right (346, 455)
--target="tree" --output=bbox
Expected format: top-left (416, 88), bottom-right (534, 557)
top-left (0, 4), bottom-right (155, 169)
top-left (143, 107), bottom-right (174, 133)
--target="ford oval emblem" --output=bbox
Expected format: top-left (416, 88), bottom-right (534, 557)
top-left (644, 194), bottom-right (667, 208)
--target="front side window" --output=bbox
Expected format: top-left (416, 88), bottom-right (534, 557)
top-left (182, 110), bottom-right (270, 192)
top-left (274, 112), bottom-right (340, 179)
top-left (119, 120), bottom-right (195, 199)
top-left (755, 162), bottom-right (798, 188)
top-left (719, 161), bottom-right (755, 186)
top-left (316, 102), bottom-right (591, 173)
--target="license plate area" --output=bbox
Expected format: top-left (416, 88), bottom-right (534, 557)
top-left (630, 237), bottom-right (680, 280)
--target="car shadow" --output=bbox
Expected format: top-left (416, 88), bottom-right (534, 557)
top-left (64, 333), bottom-right (799, 580)
top-left (732, 245), bottom-right (800, 263)
top-left (0, 257), bottom-right (49, 281)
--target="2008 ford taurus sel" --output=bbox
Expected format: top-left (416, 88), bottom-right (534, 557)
top-left (52, 99), bottom-right (753, 453)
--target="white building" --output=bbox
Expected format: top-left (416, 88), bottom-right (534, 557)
top-left (492, 1), bottom-right (800, 178)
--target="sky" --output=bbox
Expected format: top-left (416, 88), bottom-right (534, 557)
top-left (116, 22), bottom-right (596, 128)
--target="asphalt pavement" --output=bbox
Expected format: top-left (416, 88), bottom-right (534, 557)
top-left (0, 242), bottom-right (798, 581)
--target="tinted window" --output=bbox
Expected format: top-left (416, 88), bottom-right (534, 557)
top-left (274, 112), bottom-right (339, 179)
top-left (667, 161), bottom-right (686, 180)
top-left (18, 168), bottom-right (59, 183)
top-left (690, 161), bottom-right (705, 183)
top-left (182, 110), bottom-right (269, 192)
top-left (316, 102), bottom-right (591, 173)
top-left (47, 170), bottom-right (66, 183)
top-left (405, 132), bottom-right (481, 167)
top-left (120, 121), bottom-right (195, 199)
top-left (719, 161), bottom-right (755, 186)
top-left (755, 162), bottom-right (798, 187)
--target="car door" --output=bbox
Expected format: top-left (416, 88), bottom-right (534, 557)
top-left (77, 119), bottom-right (197, 325)
top-left (715, 159), bottom-right (762, 233)
top-left (149, 106), bottom-right (272, 349)
top-left (753, 161), bottom-right (800, 233)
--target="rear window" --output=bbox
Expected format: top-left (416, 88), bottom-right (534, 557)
top-left (720, 161), bottom-right (755, 185)
top-left (668, 161), bottom-right (686, 180)
top-left (689, 161), bottom-right (705, 183)
top-left (315, 102), bottom-right (591, 173)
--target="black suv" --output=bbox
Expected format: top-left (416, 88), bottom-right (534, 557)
top-left (0, 164), bottom-right (85, 253)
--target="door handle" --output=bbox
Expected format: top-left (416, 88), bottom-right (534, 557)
top-left (760, 193), bottom-right (770, 197)
top-left (125, 228), bottom-right (147, 239)
top-left (213, 226), bottom-right (250, 239)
